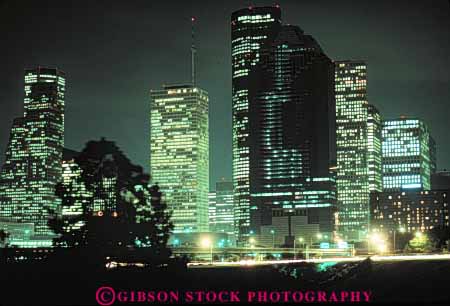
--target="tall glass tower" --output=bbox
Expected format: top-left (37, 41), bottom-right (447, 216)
top-left (335, 61), bottom-right (371, 241)
top-left (150, 84), bottom-right (209, 233)
top-left (0, 67), bottom-right (65, 238)
top-left (231, 6), bottom-right (282, 242)
top-left (382, 118), bottom-right (435, 191)
top-left (367, 104), bottom-right (382, 192)
top-left (232, 6), bottom-right (336, 244)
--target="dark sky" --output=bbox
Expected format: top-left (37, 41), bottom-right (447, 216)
top-left (1, 0), bottom-right (449, 189)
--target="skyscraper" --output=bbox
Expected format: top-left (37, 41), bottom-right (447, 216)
top-left (232, 6), bottom-right (336, 244)
top-left (335, 61), bottom-right (372, 241)
top-left (150, 84), bottom-right (209, 233)
top-left (367, 104), bottom-right (382, 192)
top-left (231, 6), bottom-right (282, 242)
top-left (382, 118), bottom-right (435, 191)
top-left (0, 67), bottom-right (65, 240)
top-left (208, 180), bottom-right (234, 241)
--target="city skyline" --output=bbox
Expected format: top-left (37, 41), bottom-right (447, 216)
top-left (1, 2), bottom-right (450, 305)
top-left (1, 0), bottom-right (449, 190)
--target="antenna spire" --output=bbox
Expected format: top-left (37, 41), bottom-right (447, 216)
top-left (191, 16), bottom-right (196, 86)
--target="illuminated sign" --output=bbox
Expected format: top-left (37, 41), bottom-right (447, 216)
top-left (320, 242), bottom-right (330, 249)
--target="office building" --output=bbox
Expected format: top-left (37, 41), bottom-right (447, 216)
top-left (0, 67), bottom-right (65, 242)
top-left (232, 6), bottom-right (336, 244)
top-left (367, 104), bottom-right (382, 192)
top-left (231, 6), bottom-right (282, 242)
top-left (370, 189), bottom-right (449, 233)
top-left (382, 118), bottom-right (435, 191)
top-left (259, 207), bottom-right (321, 248)
top-left (208, 180), bottom-right (234, 241)
top-left (335, 61), bottom-right (372, 241)
top-left (150, 84), bottom-right (209, 233)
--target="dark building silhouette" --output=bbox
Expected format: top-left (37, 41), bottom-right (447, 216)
top-left (231, 6), bottom-right (282, 243)
top-left (432, 170), bottom-right (450, 190)
top-left (232, 6), bottom-right (336, 244)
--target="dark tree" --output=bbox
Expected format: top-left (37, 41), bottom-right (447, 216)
top-left (148, 185), bottom-right (173, 256)
top-left (49, 138), bottom-right (173, 266)
top-left (0, 229), bottom-right (9, 247)
top-left (429, 226), bottom-right (450, 250)
top-left (0, 230), bottom-right (10, 264)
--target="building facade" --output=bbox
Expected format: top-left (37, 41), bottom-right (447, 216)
top-left (208, 180), bottom-right (234, 241)
top-left (367, 104), bottom-right (382, 192)
top-left (232, 6), bottom-right (336, 244)
top-left (150, 84), bottom-right (209, 233)
top-left (232, 6), bottom-right (335, 241)
top-left (259, 207), bottom-right (321, 248)
top-left (335, 61), bottom-right (371, 241)
top-left (231, 6), bottom-right (282, 242)
top-left (382, 118), bottom-right (435, 191)
top-left (0, 67), bottom-right (65, 241)
top-left (370, 190), bottom-right (449, 233)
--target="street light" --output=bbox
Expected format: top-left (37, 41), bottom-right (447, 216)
top-left (270, 229), bottom-right (275, 248)
top-left (201, 237), bottom-right (213, 264)
top-left (294, 237), bottom-right (304, 260)
top-left (369, 232), bottom-right (387, 254)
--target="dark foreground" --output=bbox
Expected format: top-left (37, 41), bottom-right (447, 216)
top-left (1, 259), bottom-right (450, 305)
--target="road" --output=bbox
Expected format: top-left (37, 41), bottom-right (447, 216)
top-left (188, 253), bottom-right (450, 268)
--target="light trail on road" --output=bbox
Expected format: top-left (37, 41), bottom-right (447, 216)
top-left (187, 253), bottom-right (450, 268)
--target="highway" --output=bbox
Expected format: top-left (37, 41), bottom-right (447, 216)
top-left (187, 253), bottom-right (450, 268)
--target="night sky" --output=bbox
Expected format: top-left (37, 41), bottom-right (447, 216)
top-left (1, 0), bottom-right (449, 189)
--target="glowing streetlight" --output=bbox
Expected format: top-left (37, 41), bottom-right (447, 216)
top-left (270, 229), bottom-right (275, 248)
top-left (294, 237), bottom-right (304, 260)
top-left (201, 237), bottom-right (211, 247)
top-left (369, 232), bottom-right (387, 254)
top-left (201, 237), bottom-right (213, 264)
